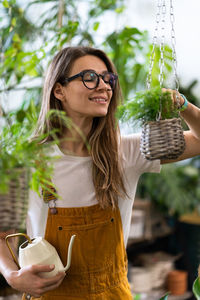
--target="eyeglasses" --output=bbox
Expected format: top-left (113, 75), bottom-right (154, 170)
top-left (61, 69), bottom-right (118, 90)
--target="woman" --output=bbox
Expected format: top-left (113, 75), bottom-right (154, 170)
top-left (0, 46), bottom-right (200, 300)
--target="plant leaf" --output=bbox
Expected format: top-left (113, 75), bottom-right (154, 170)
top-left (159, 292), bottom-right (170, 300)
top-left (193, 277), bottom-right (200, 300)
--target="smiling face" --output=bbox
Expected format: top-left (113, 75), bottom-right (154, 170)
top-left (53, 55), bottom-right (113, 122)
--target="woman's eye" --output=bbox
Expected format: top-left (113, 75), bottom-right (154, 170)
top-left (84, 73), bottom-right (96, 81)
top-left (103, 74), bottom-right (110, 83)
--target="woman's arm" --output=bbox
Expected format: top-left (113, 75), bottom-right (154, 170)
top-left (0, 237), bottom-right (65, 298)
top-left (161, 91), bottom-right (200, 164)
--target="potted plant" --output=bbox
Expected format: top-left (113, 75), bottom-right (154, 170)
top-left (0, 103), bottom-right (58, 232)
top-left (159, 272), bottom-right (200, 300)
top-left (118, 87), bottom-right (185, 160)
top-left (0, 100), bottom-right (86, 232)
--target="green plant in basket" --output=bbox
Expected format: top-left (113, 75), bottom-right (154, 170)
top-left (0, 102), bottom-right (57, 194)
top-left (1, 122), bottom-right (51, 193)
top-left (0, 104), bottom-right (63, 231)
top-left (118, 87), bottom-right (179, 125)
top-left (118, 87), bottom-right (185, 160)
top-left (0, 102), bottom-right (88, 231)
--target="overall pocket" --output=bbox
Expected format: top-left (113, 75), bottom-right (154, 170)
top-left (54, 217), bottom-right (116, 274)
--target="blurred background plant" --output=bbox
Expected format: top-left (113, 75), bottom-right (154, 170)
top-left (0, 100), bottom-right (58, 195)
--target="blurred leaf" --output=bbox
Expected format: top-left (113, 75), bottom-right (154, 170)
top-left (11, 17), bottom-right (16, 26)
top-left (93, 21), bottom-right (100, 31)
top-left (12, 33), bottom-right (21, 42)
top-left (16, 110), bottom-right (26, 122)
top-left (193, 277), bottom-right (200, 300)
top-left (2, 0), bottom-right (10, 8)
top-left (159, 293), bottom-right (169, 300)
top-left (115, 5), bottom-right (125, 14)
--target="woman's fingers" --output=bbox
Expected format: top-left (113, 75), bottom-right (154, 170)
top-left (9, 265), bottom-right (66, 297)
top-left (31, 264), bottom-right (55, 274)
top-left (41, 273), bottom-right (66, 293)
top-left (161, 88), bottom-right (184, 108)
top-left (42, 271), bottom-right (66, 287)
top-left (27, 265), bottom-right (66, 294)
top-left (31, 272), bottom-right (65, 297)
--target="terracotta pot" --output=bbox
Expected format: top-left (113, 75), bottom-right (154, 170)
top-left (167, 270), bottom-right (188, 295)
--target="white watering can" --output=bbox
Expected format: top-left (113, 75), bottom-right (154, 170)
top-left (6, 233), bottom-right (76, 278)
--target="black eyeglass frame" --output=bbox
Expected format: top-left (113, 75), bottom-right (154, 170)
top-left (61, 69), bottom-right (118, 90)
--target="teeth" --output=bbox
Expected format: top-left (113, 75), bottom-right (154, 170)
top-left (89, 98), bottom-right (107, 102)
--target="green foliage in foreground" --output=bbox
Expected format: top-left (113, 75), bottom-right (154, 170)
top-left (0, 100), bottom-right (79, 197)
top-left (193, 277), bottom-right (200, 300)
top-left (0, 112), bottom-right (56, 195)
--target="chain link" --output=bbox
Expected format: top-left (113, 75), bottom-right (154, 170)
top-left (147, 0), bottom-right (179, 94)
top-left (146, 0), bottom-right (162, 89)
top-left (170, 0), bottom-right (179, 92)
top-left (158, 0), bottom-right (166, 88)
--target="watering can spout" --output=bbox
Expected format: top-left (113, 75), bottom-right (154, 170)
top-left (63, 234), bottom-right (76, 272)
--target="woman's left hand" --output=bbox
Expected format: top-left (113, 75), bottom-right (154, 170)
top-left (162, 88), bottom-right (184, 109)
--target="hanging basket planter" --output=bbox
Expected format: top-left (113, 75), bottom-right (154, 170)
top-left (140, 118), bottom-right (186, 160)
top-left (0, 168), bottom-right (29, 232)
top-left (118, 87), bottom-right (186, 161)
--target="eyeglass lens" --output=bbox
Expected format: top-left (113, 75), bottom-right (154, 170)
top-left (83, 71), bottom-right (116, 89)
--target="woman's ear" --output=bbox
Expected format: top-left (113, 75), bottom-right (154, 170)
top-left (53, 83), bottom-right (66, 101)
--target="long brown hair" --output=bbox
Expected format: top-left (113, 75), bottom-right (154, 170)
top-left (35, 46), bottom-right (127, 208)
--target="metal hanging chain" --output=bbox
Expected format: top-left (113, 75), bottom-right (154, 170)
top-left (146, 0), bottom-right (162, 90)
top-left (158, 0), bottom-right (166, 88)
top-left (156, 0), bottom-right (166, 120)
top-left (170, 0), bottom-right (180, 98)
top-left (147, 0), bottom-right (180, 94)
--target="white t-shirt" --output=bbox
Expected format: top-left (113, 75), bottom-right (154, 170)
top-left (27, 134), bottom-right (161, 246)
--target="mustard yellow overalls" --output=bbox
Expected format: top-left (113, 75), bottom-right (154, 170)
top-left (23, 204), bottom-right (132, 299)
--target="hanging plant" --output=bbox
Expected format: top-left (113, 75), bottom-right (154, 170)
top-left (118, 87), bottom-right (186, 160)
top-left (118, 0), bottom-right (186, 160)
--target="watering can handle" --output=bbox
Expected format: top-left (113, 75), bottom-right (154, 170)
top-left (5, 233), bottom-right (32, 269)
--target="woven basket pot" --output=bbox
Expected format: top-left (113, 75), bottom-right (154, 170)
top-left (140, 118), bottom-right (186, 160)
top-left (0, 168), bottom-right (29, 232)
